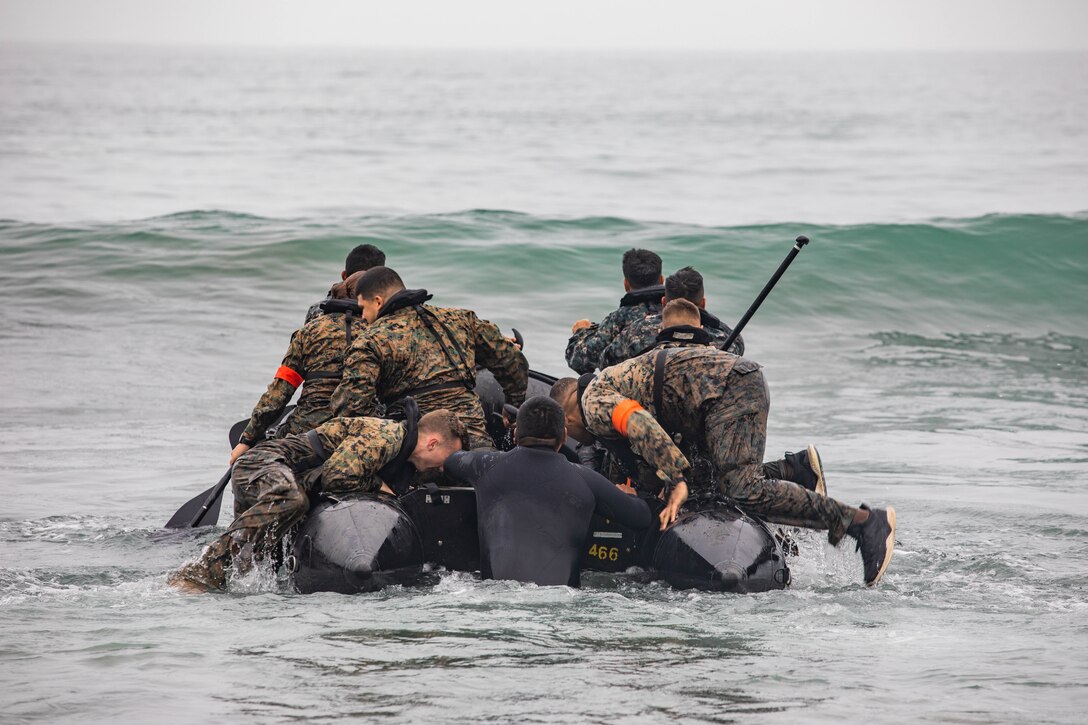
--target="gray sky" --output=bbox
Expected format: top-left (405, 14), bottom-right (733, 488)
top-left (1, 0), bottom-right (1086, 51)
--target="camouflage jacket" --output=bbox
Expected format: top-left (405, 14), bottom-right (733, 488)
top-left (581, 342), bottom-right (749, 490)
top-left (598, 308), bottom-right (744, 368)
top-left (564, 286), bottom-right (664, 374)
top-left (330, 293), bottom-right (528, 424)
top-left (249, 416), bottom-right (407, 493)
top-left (239, 308), bottom-right (362, 446)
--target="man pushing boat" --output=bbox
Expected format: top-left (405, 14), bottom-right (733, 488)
top-left (551, 299), bottom-right (897, 587)
top-left (168, 407), bottom-right (468, 593)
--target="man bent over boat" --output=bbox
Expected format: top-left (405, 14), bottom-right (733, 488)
top-left (168, 408), bottom-right (467, 593)
top-left (330, 266), bottom-right (528, 449)
top-left (551, 299), bottom-right (896, 587)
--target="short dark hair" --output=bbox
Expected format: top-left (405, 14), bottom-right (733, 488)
top-left (345, 244), bottom-right (386, 275)
top-left (549, 378), bottom-right (578, 406)
top-left (622, 248), bottom-right (662, 289)
top-left (354, 266), bottom-right (405, 299)
top-left (516, 396), bottom-right (565, 446)
top-left (665, 266), bottom-right (704, 303)
top-left (662, 298), bottom-right (701, 328)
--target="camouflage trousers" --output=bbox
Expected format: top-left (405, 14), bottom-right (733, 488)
top-left (172, 445), bottom-right (313, 591)
top-left (702, 367), bottom-right (857, 545)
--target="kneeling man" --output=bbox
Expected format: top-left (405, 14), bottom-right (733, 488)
top-left (169, 408), bottom-right (467, 593)
top-left (445, 396), bottom-right (652, 587)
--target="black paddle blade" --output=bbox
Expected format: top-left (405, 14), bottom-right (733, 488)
top-left (228, 418), bottom-right (249, 448)
top-left (164, 468), bottom-right (231, 529)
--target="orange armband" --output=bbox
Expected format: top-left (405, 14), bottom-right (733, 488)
top-left (274, 365), bottom-right (303, 388)
top-left (611, 399), bottom-right (643, 437)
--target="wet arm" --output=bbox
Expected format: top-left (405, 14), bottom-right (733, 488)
top-left (583, 470), bottom-right (652, 529)
top-left (443, 450), bottom-right (502, 487)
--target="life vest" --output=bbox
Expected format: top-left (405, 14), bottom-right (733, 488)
top-left (376, 289), bottom-right (477, 399)
top-left (619, 284), bottom-right (665, 308)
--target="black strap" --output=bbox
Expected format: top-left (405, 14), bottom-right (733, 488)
top-left (403, 380), bottom-right (470, 398)
top-left (653, 349), bottom-right (668, 420)
top-left (377, 397), bottom-right (420, 495)
top-left (304, 371), bottom-right (342, 381)
top-left (304, 429), bottom-right (328, 461)
top-left (344, 310), bottom-right (354, 349)
top-left (413, 305), bottom-right (476, 389)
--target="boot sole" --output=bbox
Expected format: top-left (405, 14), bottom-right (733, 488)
top-left (806, 444), bottom-right (827, 497)
top-left (867, 506), bottom-right (896, 587)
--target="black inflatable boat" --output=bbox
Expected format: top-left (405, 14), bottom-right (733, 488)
top-left (282, 369), bottom-right (790, 594)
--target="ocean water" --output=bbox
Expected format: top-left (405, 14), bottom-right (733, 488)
top-left (1, 46), bottom-right (1087, 724)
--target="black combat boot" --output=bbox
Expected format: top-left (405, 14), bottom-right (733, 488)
top-left (762, 444), bottom-right (826, 496)
top-left (846, 504), bottom-right (897, 587)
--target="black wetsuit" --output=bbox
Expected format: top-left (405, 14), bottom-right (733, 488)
top-left (444, 445), bottom-right (652, 587)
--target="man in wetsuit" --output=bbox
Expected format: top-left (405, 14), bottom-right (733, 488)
top-left (304, 243), bottom-right (386, 323)
top-left (444, 396), bottom-right (651, 587)
top-left (230, 270), bottom-right (368, 465)
top-left (551, 299), bottom-right (897, 587)
top-left (565, 248), bottom-right (664, 375)
top-left (330, 266), bottom-right (528, 450)
top-left (169, 408), bottom-right (468, 593)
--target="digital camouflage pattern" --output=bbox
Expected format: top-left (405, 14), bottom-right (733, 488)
top-left (239, 310), bottom-right (362, 446)
top-left (169, 416), bottom-right (407, 591)
top-left (581, 343), bottom-right (858, 544)
top-left (330, 304), bottom-right (527, 449)
top-left (565, 299), bottom-right (661, 374)
top-left (598, 310), bottom-right (744, 368)
top-left (314, 416), bottom-right (407, 493)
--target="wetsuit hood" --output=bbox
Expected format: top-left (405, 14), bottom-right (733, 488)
top-left (377, 289), bottom-right (433, 320)
top-left (619, 285), bottom-right (665, 308)
top-left (655, 324), bottom-right (713, 347)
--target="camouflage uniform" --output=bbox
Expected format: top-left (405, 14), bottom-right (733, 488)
top-left (238, 309), bottom-right (361, 447)
top-left (600, 309), bottom-right (745, 367)
top-left (581, 343), bottom-right (858, 544)
top-left (330, 296), bottom-right (527, 450)
top-left (172, 417), bottom-right (406, 591)
top-left (565, 289), bottom-right (663, 374)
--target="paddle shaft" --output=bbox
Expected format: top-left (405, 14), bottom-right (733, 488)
top-left (720, 235), bottom-right (810, 353)
top-left (187, 468), bottom-right (232, 527)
